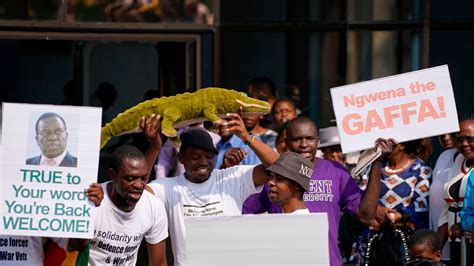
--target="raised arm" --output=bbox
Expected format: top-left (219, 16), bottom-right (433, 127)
top-left (140, 114), bottom-right (163, 174)
top-left (219, 112), bottom-right (278, 186)
top-left (355, 138), bottom-right (396, 224)
top-left (147, 240), bottom-right (167, 266)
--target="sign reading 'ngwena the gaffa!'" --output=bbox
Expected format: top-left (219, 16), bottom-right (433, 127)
top-left (331, 65), bottom-right (459, 153)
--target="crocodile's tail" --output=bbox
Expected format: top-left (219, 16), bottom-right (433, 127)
top-left (99, 98), bottom-right (158, 149)
top-left (100, 126), bottom-right (113, 149)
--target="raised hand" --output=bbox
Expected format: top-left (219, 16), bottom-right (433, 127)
top-left (218, 112), bottom-right (252, 143)
top-left (85, 183), bottom-right (104, 207)
top-left (222, 148), bottom-right (247, 169)
top-left (374, 138), bottom-right (398, 159)
top-left (140, 113), bottom-right (162, 150)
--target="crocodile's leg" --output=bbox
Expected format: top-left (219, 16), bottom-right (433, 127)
top-left (161, 108), bottom-right (181, 137)
top-left (203, 104), bottom-right (222, 124)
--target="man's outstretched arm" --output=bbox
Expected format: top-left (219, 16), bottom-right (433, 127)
top-left (219, 112), bottom-right (278, 187)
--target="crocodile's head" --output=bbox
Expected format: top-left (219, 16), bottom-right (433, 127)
top-left (233, 91), bottom-right (271, 116)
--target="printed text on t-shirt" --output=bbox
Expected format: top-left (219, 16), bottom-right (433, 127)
top-left (304, 180), bottom-right (334, 202)
top-left (183, 201), bottom-right (224, 217)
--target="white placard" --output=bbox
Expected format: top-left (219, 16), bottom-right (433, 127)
top-left (186, 213), bottom-right (329, 265)
top-left (331, 65), bottom-right (459, 153)
top-left (0, 103), bottom-right (102, 239)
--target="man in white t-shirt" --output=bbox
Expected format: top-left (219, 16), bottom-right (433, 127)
top-left (69, 139), bottom-right (168, 266)
top-left (148, 113), bottom-right (279, 265)
top-left (91, 145), bottom-right (168, 266)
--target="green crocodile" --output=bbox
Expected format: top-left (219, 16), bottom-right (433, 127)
top-left (100, 87), bottom-right (271, 149)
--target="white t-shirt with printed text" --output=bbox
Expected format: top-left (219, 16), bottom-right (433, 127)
top-left (149, 165), bottom-right (261, 266)
top-left (88, 182), bottom-right (168, 266)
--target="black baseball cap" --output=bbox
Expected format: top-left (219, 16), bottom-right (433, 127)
top-left (179, 128), bottom-right (218, 154)
top-left (265, 151), bottom-right (314, 191)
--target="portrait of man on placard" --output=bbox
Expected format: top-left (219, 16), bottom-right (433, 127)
top-left (26, 112), bottom-right (78, 167)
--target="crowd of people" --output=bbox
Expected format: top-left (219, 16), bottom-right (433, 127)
top-left (1, 76), bottom-right (473, 266)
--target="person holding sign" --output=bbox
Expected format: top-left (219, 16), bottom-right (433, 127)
top-left (265, 151), bottom-right (313, 214)
top-left (148, 112), bottom-right (279, 265)
top-left (355, 139), bottom-right (432, 265)
top-left (26, 112), bottom-right (77, 167)
top-left (69, 114), bottom-right (168, 266)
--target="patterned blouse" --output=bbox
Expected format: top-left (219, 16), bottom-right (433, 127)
top-left (349, 159), bottom-right (432, 264)
top-left (379, 158), bottom-right (432, 229)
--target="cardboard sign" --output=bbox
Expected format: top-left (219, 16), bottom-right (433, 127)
top-left (0, 103), bottom-right (101, 239)
top-left (186, 213), bottom-right (329, 265)
top-left (331, 65), bottom-right (459, 153)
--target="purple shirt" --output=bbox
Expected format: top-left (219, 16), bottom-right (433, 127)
top-left (243, 158), bottom-right (363, 265)
top-left (242, 184), bottom-right (282, 214)
top-left (305, 159), bottom-right (363, 266)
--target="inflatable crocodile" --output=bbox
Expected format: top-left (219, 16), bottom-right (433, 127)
top-left (100, 87), bottom-right (271, 148)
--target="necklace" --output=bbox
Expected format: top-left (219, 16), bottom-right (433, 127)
top-left (365, 227), bottom-right (410, 265)
top-left (384, 159), bottom-right (413, 175)
top-left (461, 158), bottom-right (473, 175)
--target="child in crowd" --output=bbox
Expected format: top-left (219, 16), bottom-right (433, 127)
top-left (408, 229), bottom-right (444, 266)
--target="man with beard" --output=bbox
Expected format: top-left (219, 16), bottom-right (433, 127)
top-left (87, 144), bottom-right (168, 266)
top-left (148, 113), bottom-right (278, 265)
top-left (70, 114), bottom-right (168, 266)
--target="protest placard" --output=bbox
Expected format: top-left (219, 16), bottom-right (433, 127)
top-left (0, 103), bottom-right (101, 239)
top-left (186, 213), bottom-right (329, 265)
top-left (331, 65), bottom-right (459, 153)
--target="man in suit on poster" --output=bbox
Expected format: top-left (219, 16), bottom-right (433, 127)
top-left (26, 112), bottom-right (77, 167)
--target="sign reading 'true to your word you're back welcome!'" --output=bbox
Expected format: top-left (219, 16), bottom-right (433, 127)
top-left (0, 103), bottom-right (101, 239)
